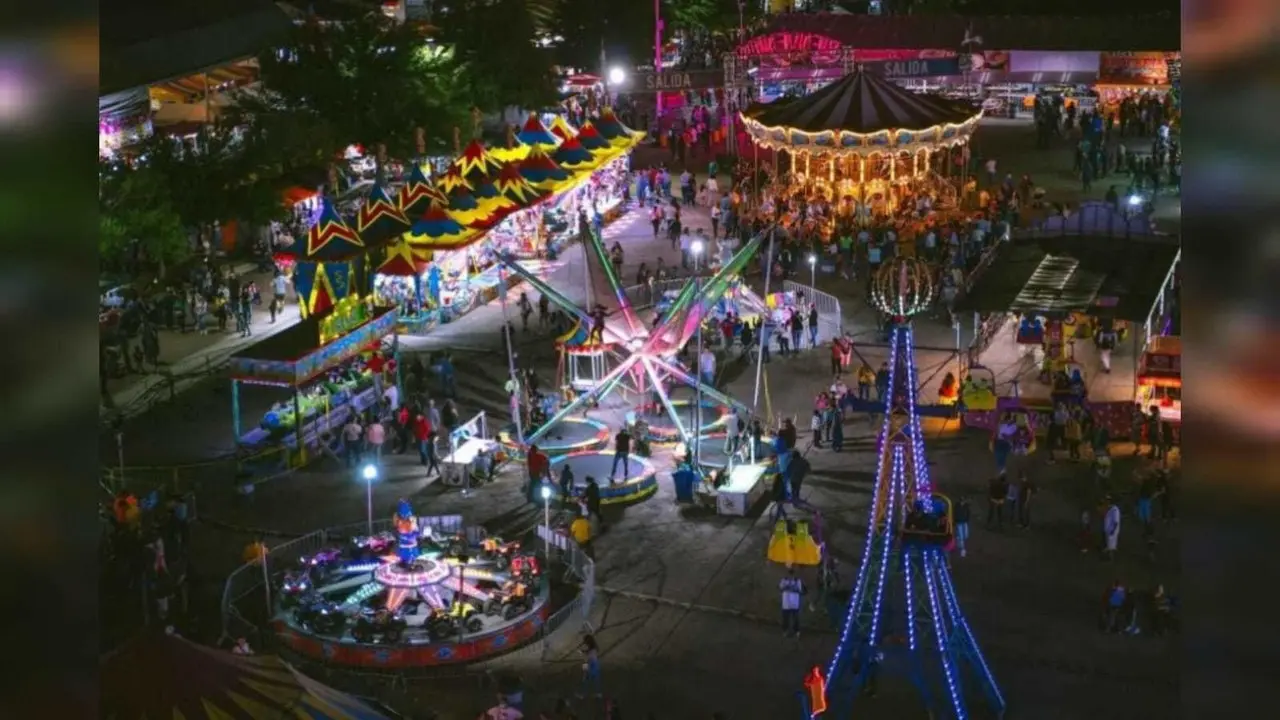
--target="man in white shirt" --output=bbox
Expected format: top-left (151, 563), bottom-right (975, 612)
top-left (705, 174), bottom-right (720, 208)
top-left (779, 568), bottom-right (805, 637)
top-left (699, 347), bottom-right (716, 386)
top-left (382, 383), bottom-right (399, 413)
top-left (342, 419), bottom-right (363, 468)
top-left (679, 230), bottom-right (693, 269)
top-left (270, 271), bottom-right (289, 323)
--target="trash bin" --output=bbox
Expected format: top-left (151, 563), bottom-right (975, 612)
top-left (672, 468), bottom-right (697, 503)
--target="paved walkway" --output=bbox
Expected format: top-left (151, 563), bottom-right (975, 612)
top-left (109, 121), bottom-right (1180, 718)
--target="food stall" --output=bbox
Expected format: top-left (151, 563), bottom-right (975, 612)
top-left (1136, 335), bottom-right (1180, 424)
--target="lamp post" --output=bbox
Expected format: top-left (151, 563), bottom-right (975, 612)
top-left (808, 253), bottom-right (817, 298)
top-left (361, 463), bottom-right (378, 535)
top-left (540, 484), bottom-right (553, 561)
top-left (691, 239), bottom-right (705, 467)
top-left (654, 0), bottom-right (664, 115)
top-left (497, 269), bottom-right (524, 447)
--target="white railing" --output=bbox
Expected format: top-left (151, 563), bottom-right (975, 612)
top-left (783, 280), bottom-right (843, 343)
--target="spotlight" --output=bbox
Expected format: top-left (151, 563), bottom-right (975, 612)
top-left (361, 464), bottom-right (378, 481)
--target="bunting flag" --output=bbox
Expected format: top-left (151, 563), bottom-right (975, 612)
top-left (355, 184), bottom-right (411, 247)
top-left (493, 162), bottom-right (546, 207)
top-left (305, 197), bottom-right (365, 260)
top-left (398, 164), bottom-right (448, 218)
top-left (518, 146), bottom-right (572, 192)
top-left (549, 115), bottom-right (578, 143)
top-left (553, 136), bottom-right (598, 170)
top-left (406, 199), bottom-right (480, 248)
top-left (454, 139), bottom-right (504, 184)
top-left (306, 261), bottom-right (353, 315)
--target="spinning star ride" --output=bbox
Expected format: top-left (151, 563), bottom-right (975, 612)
top-left (741, 69), bottom-right (981, 207)
top-left (804, 257), bottom-right (1005, 719)
top-left (499, 225), bottom-right (768, 450)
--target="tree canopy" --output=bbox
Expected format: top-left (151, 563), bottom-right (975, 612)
top-left (434, 0), bottom-right (560, 113)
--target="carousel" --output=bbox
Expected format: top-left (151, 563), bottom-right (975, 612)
top-left (740, 69), bottom-right (982, 218)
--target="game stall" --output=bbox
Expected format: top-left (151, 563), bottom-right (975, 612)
top-left (1136, 335), bottom-right (1180, 425)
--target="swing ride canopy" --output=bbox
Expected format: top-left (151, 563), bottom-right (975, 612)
top-left (102, 633), bottom-right (393, 720)
top-left (740, 69), bottom-right (981, 156)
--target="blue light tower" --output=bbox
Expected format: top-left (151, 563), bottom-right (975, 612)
top-left (802, 257), bottom-right (1005, 720)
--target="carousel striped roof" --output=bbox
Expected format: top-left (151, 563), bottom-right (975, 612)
top-left (101, 633), bottom-right (390, 720)
top-left (749, 69), bottom-right (979, 135)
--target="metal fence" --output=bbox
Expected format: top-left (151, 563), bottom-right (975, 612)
top-left (220, 516), bottom-right (595, 669)
top-left (783, 280), bottom-right (843, 343)
top-left (621, 278), bottom-right (690, 311)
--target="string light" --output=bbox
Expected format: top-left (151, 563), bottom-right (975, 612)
top-left (924, 552), bottom-right (968, 719)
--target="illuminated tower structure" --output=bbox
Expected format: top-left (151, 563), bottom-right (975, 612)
top-left (804, 257), bottom-right (1005, 720)
top-left (499, 227), bottom-right (766, 449)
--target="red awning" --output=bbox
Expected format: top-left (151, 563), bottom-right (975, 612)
top-left (283, 186), bottom-right (318, 205)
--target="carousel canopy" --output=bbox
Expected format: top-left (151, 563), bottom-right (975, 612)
top-left (355, 183), bottom-right (411, 247)
top-left (101, 632), bottom-right (391, 720)
top-left (516, 113), bottom-right (561, 151)
top-left (955, 234), bottom-right (1180, 322)
top-left (303, 196), bottom-right (365, 260)
top-left (454, 138), bottom-right (504, 183)
top-left (575, 121), bottom-right (612, 152)
top-left (398, 163), bottom-right (448, 218)
top-left (493, 162), bottom-right (546, 207)
top-left (593, 108), bottom-right (642, 147)
top-left (553, 136), bottom-right (596, 169)
top-left (407, 198), bottom-right (480, 248)
top-left (743, 69), bottom-right (980, 154)
top-left (518, 147), bottom-right (572, 191)
top-left (549, 115), bottom-right (578, 142)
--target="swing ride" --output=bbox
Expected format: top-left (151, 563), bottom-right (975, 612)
top-left (802, 257), bottom-right (1005, 720)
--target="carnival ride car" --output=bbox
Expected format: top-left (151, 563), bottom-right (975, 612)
top-left (990, 401), bottom-right (1037, 455)
top-left (959, 364), bottom-right (997, 411)
top-left (1137, 335), bottom-right (1181, 424)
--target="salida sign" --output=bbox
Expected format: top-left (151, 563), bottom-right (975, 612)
top-left (636, 70), bottom-right (722, 92)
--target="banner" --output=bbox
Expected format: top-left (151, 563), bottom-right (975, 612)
top-left (634, 69), bottom-right (723, 92)
top-left (864, 57), bottom-right (962, 78)
top-left (1098, 51), bottom-right (1178, 85)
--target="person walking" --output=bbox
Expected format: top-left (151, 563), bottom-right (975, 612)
top-left (1102, 496), bottom-right (1121, 561)
top-left (578, 633), bottom-right (603, 699)
top-left (808, 410), bottom-right (824, 450)
top-left (1136, 470), bottom-right (1156, 526)
top-left (986, 473), bottom-right (1007, 529)
top-left (414, 411), bottom-right (440, 476)
top-left (584, 476), bottom-right (602, 536)
top-left (342, 416), bottom-right (363, 468)
top-left (954, 496), bottom-right (971, 557)
top-left (365, 416), bottom-right (386, 464)
top-left (1016, 472), bottom-right (1035, 528)
top-left (779, 567), bottom-right (806, 638)
top-left (270, 270), bottom-right (288, 323)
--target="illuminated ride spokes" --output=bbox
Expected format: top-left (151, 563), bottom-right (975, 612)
top-left (499, 227), bottom-right (768, 449)
top-left (806, 258), bottom-right (1004, 720)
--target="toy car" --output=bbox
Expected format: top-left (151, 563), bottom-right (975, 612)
top-left (300, 547), bottom-right (344, 572)
top-left (293, 598), bottom-right (346, 636)
top-left (484, 582), bottom-right (533, 620)
top-left (351, 608), bottom-right (407, 643)
top-left (279, 570), bottom-right (312, 608)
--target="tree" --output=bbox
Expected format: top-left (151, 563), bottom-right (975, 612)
top-left (435, 0), bottom-right (559, 113)
top-left (98, 161), bottom-right (189, 279)
top-left (235, 14), bottom-right (474, 181)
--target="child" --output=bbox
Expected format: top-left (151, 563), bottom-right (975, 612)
top-left (809, 410), bottom-right (823, 449)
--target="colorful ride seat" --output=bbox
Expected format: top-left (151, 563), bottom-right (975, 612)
top-left (792, 521), bottom-right (822, 566)
top-left (766, 519), bottom-right (794, 565)
top-left (1016, 317), bottom-right (1044, 345)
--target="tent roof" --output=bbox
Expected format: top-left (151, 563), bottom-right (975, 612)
top-left (749, 69), bottom-right (978, 135)
top-left (355, 184), bottom-right (411, 247)
top-left (100, 0), bottom-right (291, 96)
top-left (955, 234), bottom-right (1180, 322)
top-left (454, 139), bottom-right (504, 181)
top-left (493, 162), bottom-right (545, 206)
top-left (549, 116), bottom-right (578, 142)
top-left (575, 122), bottom-right (611, 151)
top-left (100, 632), bottom-right (391, 720)
top-left (377, 242), bottom-right (426, 276)
top-left (553, 137), bottom-right (596, 168)
top-left (304, 197), bottom-right (365, 260)
top-left (398, 164), bottom-right (448, 218)
top-left (756, 12), bottom-right (1181, 52)
top-left (517, 113), bottom-right (561, 149)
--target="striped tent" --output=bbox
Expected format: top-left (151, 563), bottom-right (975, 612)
top-left (377, 241), bottom-right (428, 276)
top-left (435, 164), bottom-right (471, 195)
top-left (398, 163), bottom-right (448, 218)
top-left (549, 115), bottom-right (578, 143)
top-left (354, 184), bottom-right (411, 247)
top-left (516, 112), bottom-right (561, 151)
top-left (575, 121), bottom-right (612, 153)
top-left (742, 69), bottom-right (981, 153)
top-left (592, 108), bottom-right (643, 148)
top-left (453, 139), bottom-right (504, 185)
top-left (518, 147), bottom-right (572, 192)
top-left (467, 171), bottom-right (518, 221)
top-left (303, 197), bottom-right (365, 261)
top-left (492, 162), bottom-right (546, 207)
top-left (444, 181), bottom-right (490, 226)
top-left (406, 198), bottom-right (480, 248)
top-left (101, 633), bottom-right (391, 720)
top-left (552, 136), bottom-right (597, 170)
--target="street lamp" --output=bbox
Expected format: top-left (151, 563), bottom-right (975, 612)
top-left (608, 67), bottom-right (626, 86)
top-left (691, 238), bottom-right (704, 273)
top-left (808, 253), bottom-right (818, 300)
top-left (689, 242), bottom-right (705, 468)
top-left (540, 484), bottom-right (553, 560)
top-left (361, 463), bottom-right (378, 535)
